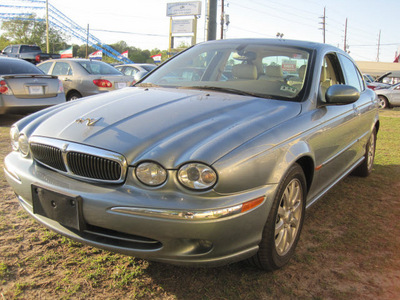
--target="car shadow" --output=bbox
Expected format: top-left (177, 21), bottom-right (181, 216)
top-left (0, 114), bottom-right (26, 127)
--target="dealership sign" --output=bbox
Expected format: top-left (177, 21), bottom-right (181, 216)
top-left (172, 19), bottom-right (194, 34)
top-left (166, 1), bottom-right (202, 17)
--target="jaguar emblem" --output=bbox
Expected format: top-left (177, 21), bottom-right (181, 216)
top-left (75, 117), bottom-right (102, 126)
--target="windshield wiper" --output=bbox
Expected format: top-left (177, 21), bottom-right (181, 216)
top-left (178, 86), bottom-right (269, 98)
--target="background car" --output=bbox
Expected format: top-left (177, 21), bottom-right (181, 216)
top-left (5, 39), bottom-right (379, 271)
top-left (375, 82), bottom-right (400, 108)
top-left (37, 59), bottom-right (134, 101)
top-left (363, 74), bottom-right (390, 91)
top-left (375, 71), bottom-right (400, 85)
top-left (114, 63), bottom-right (157, 77)
top-left (0, 56), bottom-right (65, 114)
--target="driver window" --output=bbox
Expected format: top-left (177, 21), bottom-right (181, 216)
top-left (319, 54), bottom-right (343, 102)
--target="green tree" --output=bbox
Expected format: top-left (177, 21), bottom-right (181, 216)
top-left (1, 15), bottom-right (68, 52)
top-left (109, 41), bottom-right (129, 54)
top-left (0, 35), bottom-right (10, 51)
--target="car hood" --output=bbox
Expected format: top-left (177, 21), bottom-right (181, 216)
top-left (30, 87), bottom-right (302, 168)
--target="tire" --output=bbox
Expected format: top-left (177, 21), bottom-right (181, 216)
top-left (352, 127), bottom-right (377, 177)
top-left (67, 91), bottom-right (82, 101)
top-left (378, 95), bottom-right (389, 109)
top-left (248, 163), bottom-right (307, 271)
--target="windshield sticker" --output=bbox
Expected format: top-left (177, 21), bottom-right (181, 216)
top-left (280, 85), bottom-right (297, 94)
top-left (282, 60), bottom-right (297, 72)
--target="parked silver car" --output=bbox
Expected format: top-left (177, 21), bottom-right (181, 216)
top-left (114, 63), bottom-right (157, 76)
top-left (37, 59), bottom-right (134, 101)
top-left (0, 56), bottom-right (65, 114)
top-left (375, 82), bottom-right (400, 108)
top-left (4, 39), bottom-right (379, 270)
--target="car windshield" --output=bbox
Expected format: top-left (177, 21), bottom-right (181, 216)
top-left (78, 61), bottom-right (123, 75)
top-left (0, 59), bottom-right (43, 75)
top-left (140, 41), bottom-right (311, 100)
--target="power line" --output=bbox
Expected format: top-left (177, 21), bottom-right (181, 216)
top-left (91, 29), bottom-right (168, 38)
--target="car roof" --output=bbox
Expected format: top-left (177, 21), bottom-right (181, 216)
top-left (115, 63), bottom-right (156, 67)
top-left (200, 38), bottom-right (341, 52)
top-left (45, 58), bottom-right (107, 63)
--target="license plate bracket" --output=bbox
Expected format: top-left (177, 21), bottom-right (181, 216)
top-left (117, 82), bottom-right (127, 89)
top-left (28, 86), bottom-right (44, 95)
top-left (32, 184), bottom-right (85, 231)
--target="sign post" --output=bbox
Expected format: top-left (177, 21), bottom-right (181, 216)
top-left (167, 1), bottom-right (201, 57)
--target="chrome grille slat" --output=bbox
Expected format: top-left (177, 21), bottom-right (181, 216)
top-left (67, 152), bottom-right (121, 181)
top-left (30, 143), bottom-right (67, 172)
top-left (29, 137), bottom-right (126, 183)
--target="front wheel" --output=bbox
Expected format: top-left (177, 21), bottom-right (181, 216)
top-left (248, 163), bottom-right (306, 271)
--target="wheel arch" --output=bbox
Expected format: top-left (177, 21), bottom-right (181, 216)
top-left (66, 90), bottom-right (82, 99)
top-left (374, 120), bottom-right (380, 135)
top-left (295, 156), bottom-right (314, 193)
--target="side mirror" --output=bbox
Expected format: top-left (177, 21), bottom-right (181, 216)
top-left (325, 84), bottom-right (360, 104)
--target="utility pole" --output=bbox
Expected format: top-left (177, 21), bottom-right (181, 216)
top-left (220, 0), bottom-right (224, 39)
top-left (46, 0), bottom-right (49, 52)
top-left (376, 30), bottom-right (381, 62)
top-left (344, 18), bottom-right (347, 52)
top-left (319, 7), bottom-right (326, 44)
top-left (86, 24), bottom-right (89, 58)
top-left (207, 0), bottom-right (217, 41)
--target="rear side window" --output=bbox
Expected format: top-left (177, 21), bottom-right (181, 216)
top-left (52, 62), bottom-right (72, 76)
top-left (78, 61), bottom-right (122, 75)
top-left (37, 62), bottom-right (53, 74)
top-left (20, 45), bottom-right (41, 53)
top-left (142, 65), bottom-right (156, 72)
top-left (339, 55), bottom-right (364, 92)
top-left (0, 59), bottom-right (43, 75)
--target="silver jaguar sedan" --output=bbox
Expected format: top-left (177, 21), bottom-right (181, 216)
top-left (4, 39), bottom-right (379, 270)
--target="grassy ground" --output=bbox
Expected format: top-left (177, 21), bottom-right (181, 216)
top-left (0, 110), bottom-right (399, 299)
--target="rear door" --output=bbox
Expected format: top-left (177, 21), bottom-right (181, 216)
top-left (51, 62), bottom-right (74, 94)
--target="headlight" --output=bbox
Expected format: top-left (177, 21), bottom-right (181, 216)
top-left (18, 134), bottom-right (30, 156)
top-left (10, 126), bottom-right (20, 151)
top-left (135, 162), bottom-right (167, 186)
top-left (178, 163), bottom-right (217, 190)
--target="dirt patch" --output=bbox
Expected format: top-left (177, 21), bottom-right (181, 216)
top-left (1, 113), bottom-right (400, 299)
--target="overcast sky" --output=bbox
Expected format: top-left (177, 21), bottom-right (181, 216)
top-left (2, 0), bottom-right (399, 62)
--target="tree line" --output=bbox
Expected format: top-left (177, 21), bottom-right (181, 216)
top-left (0, 17), bottom-right (168, 64)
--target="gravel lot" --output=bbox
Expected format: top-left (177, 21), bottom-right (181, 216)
top-left (1, 111), bottom-right (399, 299)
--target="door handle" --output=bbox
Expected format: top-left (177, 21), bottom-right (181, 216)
top-left (352, 104), bottom-right (361, 116)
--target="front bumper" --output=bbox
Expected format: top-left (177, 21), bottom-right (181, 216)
top-left (4, 152), bottom-right (277, 266)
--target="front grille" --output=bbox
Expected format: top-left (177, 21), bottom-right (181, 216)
top-left (67, 152), bottom-right (121, 181)
top-left (30, 143), bottom-right (67, 172)
top-left (29, 137), bottom-right (126, 183)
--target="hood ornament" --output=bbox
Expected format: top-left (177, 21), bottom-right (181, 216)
top-left (76, 117), bottom-right (102, 126)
